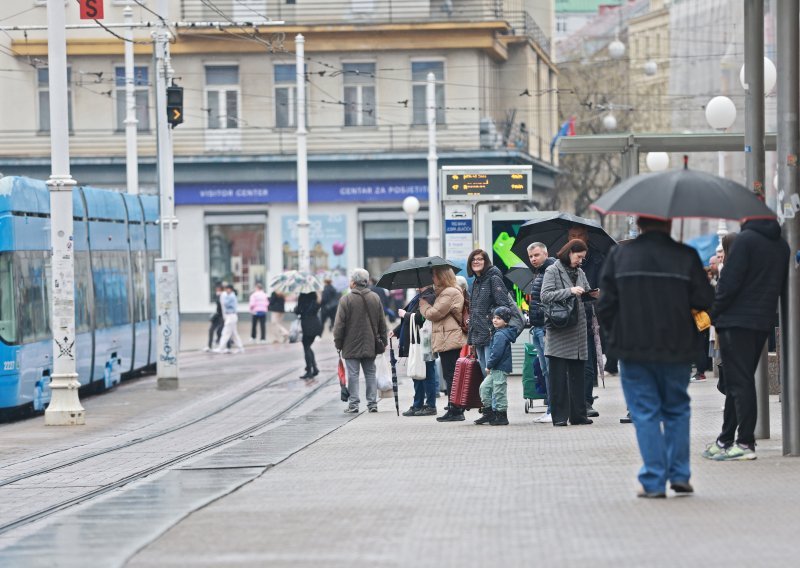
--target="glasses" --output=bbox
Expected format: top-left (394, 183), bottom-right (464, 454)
top-left (471, 258), bottom-right (485, 263)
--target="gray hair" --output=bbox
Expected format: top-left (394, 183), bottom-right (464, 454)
top-left (350, 268), bottom-right (370, 287)
top-left (527, 241), bottom-right (547, 253)
top-left (455, 275), bottom-right (468, 292)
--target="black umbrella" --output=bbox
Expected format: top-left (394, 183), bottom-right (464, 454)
top-left (388, 338), bottom-right (400, 416)
top-left (511, 212), bottom-right (616, 268)
top-left (505, 262), bottom-right (536, 291)
top-left (590, 167), bottom-right (776, 222)
top-left (376, 256), bottom-right (462, 290)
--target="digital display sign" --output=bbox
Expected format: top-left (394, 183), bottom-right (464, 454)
top-left (441, 166), bottom-right (532, 201)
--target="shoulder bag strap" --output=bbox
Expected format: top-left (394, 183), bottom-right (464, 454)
top-left (358, 293), bottom-right (379, 339)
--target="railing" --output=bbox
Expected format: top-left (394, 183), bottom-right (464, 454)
top-left (0, 122), bottom-right (481, 159)
top-left (180, 0), bottom-right (550, 55)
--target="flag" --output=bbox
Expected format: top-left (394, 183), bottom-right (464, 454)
top-left (550, 115), bottom-right (576, 154)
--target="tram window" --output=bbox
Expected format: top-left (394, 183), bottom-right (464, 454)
top-left (92, 252), bottom-right (110, 329)
top-left (0, 253), bottom-right (16, 344)
top-left (15, 252), bottom-right (49, 344)
top-left (74, 252), bottom-right (91, 334)
top-left (132, 250), bottom-right (147, 323)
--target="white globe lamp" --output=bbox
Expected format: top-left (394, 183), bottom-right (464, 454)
top-left (603, 114), bottom-right (617, 131)
top-left (739, 57), bottom-right (777, 94)
top-left (644, 60), bottom-right (658, 76)
top-left (645, 152), bottom-right (670, 172)
top-left (705, 96), bottom-right (737, 130)
top-left (402, 196), bottom-right (420, 216)
top-left (608, 39), bottom-right (625, 60)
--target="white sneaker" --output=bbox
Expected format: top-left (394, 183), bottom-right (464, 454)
top-left (534, 413), bottom-right (552, 423)
top-left (212, 348), bottom-right (224, 353)
top-left (202, 346), bottom-right (210, 352)
top-left (235, 348), bottom-right (245, 354)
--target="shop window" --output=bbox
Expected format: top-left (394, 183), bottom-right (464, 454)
top-left (207, 220), bottom-right (266, 302)
top-left (412, 61), bottom-right (445, 125)
top-left (362, 220), bottom-right (427, 279)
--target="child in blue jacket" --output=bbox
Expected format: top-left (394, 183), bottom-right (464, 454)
top-left (475, 306), bottom-right (516, 426)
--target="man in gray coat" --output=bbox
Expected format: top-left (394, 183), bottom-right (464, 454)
top-left (333, 268), bottom-right (389, 413)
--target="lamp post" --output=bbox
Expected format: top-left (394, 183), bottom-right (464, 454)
top-left (402, 196), bottom-right (420, 260)
top-left (645, 152), bottom-right (669, 172)
top-left (705, 95), bottom-right (737, 237)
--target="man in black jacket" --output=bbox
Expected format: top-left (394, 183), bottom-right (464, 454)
top-left (703, 219), bottom-right (790, 461)
top-left (526, 242), bottom-right (555, 422)
top-left (597, 217), bottom-right (714, 498)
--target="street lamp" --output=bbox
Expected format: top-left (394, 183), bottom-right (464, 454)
top-left (706, 95), bottom-right (737, 237)
top-left (739, 57), bottom-right (777, 94)
top-left (608, 39), bottom-right (625, 60)
top-left (645, 152), bottom-right (670, 172)
top-left (603, 114), bottom-right (617, 131)
top-left (402, 196), bottom-right (420, 260)
top-left (644, 60), bottom-right (658, 76)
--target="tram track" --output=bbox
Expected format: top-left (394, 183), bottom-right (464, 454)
top-left (0, 358), bottom-right (336, 534)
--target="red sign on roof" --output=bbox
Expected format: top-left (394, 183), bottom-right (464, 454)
top-left (79, 0), bottom-right (104, 20)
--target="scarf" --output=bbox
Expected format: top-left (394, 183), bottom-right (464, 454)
top-left (564, 265), bottom-right (579, 286)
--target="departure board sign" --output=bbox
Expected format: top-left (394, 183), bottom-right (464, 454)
top-left (441, 166), bottom-right (532, 202)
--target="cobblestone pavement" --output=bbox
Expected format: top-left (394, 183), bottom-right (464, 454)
top-left (1, 322), bottom-right (798, 567)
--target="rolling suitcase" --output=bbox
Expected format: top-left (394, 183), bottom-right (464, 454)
top-left (449, 353), bottom-right (483, 410)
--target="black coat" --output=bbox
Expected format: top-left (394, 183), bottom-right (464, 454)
top-left (268, 292), bottom-right (285, 313)
top-left (528, 257), bottom-right (555, 327)
top-left (392, 291), bottom-right (432, 357)
top-left (596, 231), bottom-right (715, 363)
top-left (710, 219), bottom-right (790, 332)
top-left (295, 293), bottom-right (322, 337)
top-left (468, 265), bottom-right (513, 347)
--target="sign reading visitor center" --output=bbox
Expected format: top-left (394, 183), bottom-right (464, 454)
top-left (441, 166), bottom-right (532, 202)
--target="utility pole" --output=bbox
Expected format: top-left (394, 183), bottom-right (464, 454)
top-left (124, 1), bottom-right (139, 195)
top-left (776, 0), bottom-right (800, 455)
top-left (154, 0), bottom-right (179, 386)
top-left (744, 0), bottom-right (769, 440)
top-left (427, 72), bottom-right (441, 257)
top-left (296, 34), bottom-right (310, 273)
top-left (44, 0), bottom-right (84, 425)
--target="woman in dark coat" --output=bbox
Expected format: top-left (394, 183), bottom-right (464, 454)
top-left (295, 291), bottom-right (322, 379)
top-left (540, 239), bottom-right (596, 427)
top-left (467, 249), bottom-right (514, 374)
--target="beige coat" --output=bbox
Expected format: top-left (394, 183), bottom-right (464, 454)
top-left (420, 286), bottom-right (466, 353)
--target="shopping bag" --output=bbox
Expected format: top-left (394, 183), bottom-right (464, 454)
top-left (406, 318), bottom-right (427, 379)
top-left (376, 352), bottom-right (392, 392)
top-left (420, 319), bottom-right (435, 362)
top-left (338, 354), bottom-right (349, 402)
top-left (288, 319), bottom-right (302, 343)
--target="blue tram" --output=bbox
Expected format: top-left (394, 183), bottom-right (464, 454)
top-left (0, 176), bottom-right (159, 418)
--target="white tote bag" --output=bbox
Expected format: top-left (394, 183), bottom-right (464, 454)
top-left (406, 318), bottom-right (427, 380)
top-left (376, 352), bottom-right (392, 393)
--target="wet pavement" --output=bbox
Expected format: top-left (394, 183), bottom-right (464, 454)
top-left (0, 321), bottom-right (798, 567)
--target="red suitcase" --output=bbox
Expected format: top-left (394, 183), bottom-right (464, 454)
top-left (449, 354), bottom-right (483, 409)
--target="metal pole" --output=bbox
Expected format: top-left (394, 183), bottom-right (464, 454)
top-left (154, 0), bottom-right (179, 384)
top-left (717, 151), bottom-right (728, 237)
top-left (407, 214), bottom-right (415, 259)
top-left (777, 0), bottom-right (800, 455)
top-left (44, 0), bottom-right (84, 425)
top-left (124, 1), bottom-right (139, 195)
top-left (426, 72), bottom-right (441, 257)
top-left (745, 0), bottom-right (770, 440)
top-left (296, 34), bottom-right (310, 273)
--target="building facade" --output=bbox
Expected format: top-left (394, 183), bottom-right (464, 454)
top-left (0, 0), bottom-right (559, 315)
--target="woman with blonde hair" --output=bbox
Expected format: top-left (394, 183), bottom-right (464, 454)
top-left (420, 265), bottom-right (467, 422)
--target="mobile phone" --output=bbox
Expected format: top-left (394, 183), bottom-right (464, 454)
top-left (582, 288), bottom-right (599, 295)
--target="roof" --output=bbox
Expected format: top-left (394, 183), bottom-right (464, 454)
top-left (555, 0), bottom-right (622, 14)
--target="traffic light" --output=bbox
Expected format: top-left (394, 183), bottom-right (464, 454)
top-left (166, 85), bottom-right (183, 128)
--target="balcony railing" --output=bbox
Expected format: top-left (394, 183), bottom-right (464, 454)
top-left (0, 122), bottom-right (482, 159)
top-left (180, 0), bottom-right (550, 55)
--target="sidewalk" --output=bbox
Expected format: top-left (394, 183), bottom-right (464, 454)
top-left (127, 369), bottom-right (798, 567)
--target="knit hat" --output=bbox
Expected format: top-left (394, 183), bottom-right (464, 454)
top-left (493, 306), bottom-right (513, 323)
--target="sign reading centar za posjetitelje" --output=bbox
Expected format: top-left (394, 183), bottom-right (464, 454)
top-left (79, 0), bottom-right (104, 20)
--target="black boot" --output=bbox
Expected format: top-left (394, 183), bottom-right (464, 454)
top-left (437, 405), bottom-right (465, 422)
top-left (491, 410), bottom-right (509, 426)
top-left (474, 407), bottom-right (495, 425)
top-left (299, 370), bottom-right (312, 379)
top-left (311, 367), bottom-right (319, 377)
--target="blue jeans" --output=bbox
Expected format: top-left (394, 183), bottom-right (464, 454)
top-left (531, 326), bottom-right (550, 411)
top-left (619, 360), bottom-right (692, 494)
top-left (412, 361), bottom-right (437, 409)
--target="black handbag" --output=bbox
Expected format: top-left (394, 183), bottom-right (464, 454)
top-left (543, 269), bottom-right (579, 329)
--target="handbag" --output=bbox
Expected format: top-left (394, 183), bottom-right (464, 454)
top-left (288, 318), bottom-right (302, 343)
top-left (358, 294), bottom-right (386, 355)
top-left (420, 319), bottom-right (435, 362)
top-left (691, 309), bottom-right (711, 332)
top-left (406, 318), bottom-right (427, 379)
top-left (505, 292), bottom-right (527, 338)
top-left (543, 269), bottom-right (578, 329)
top-left (337, 353), bottom-right (349, 402)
